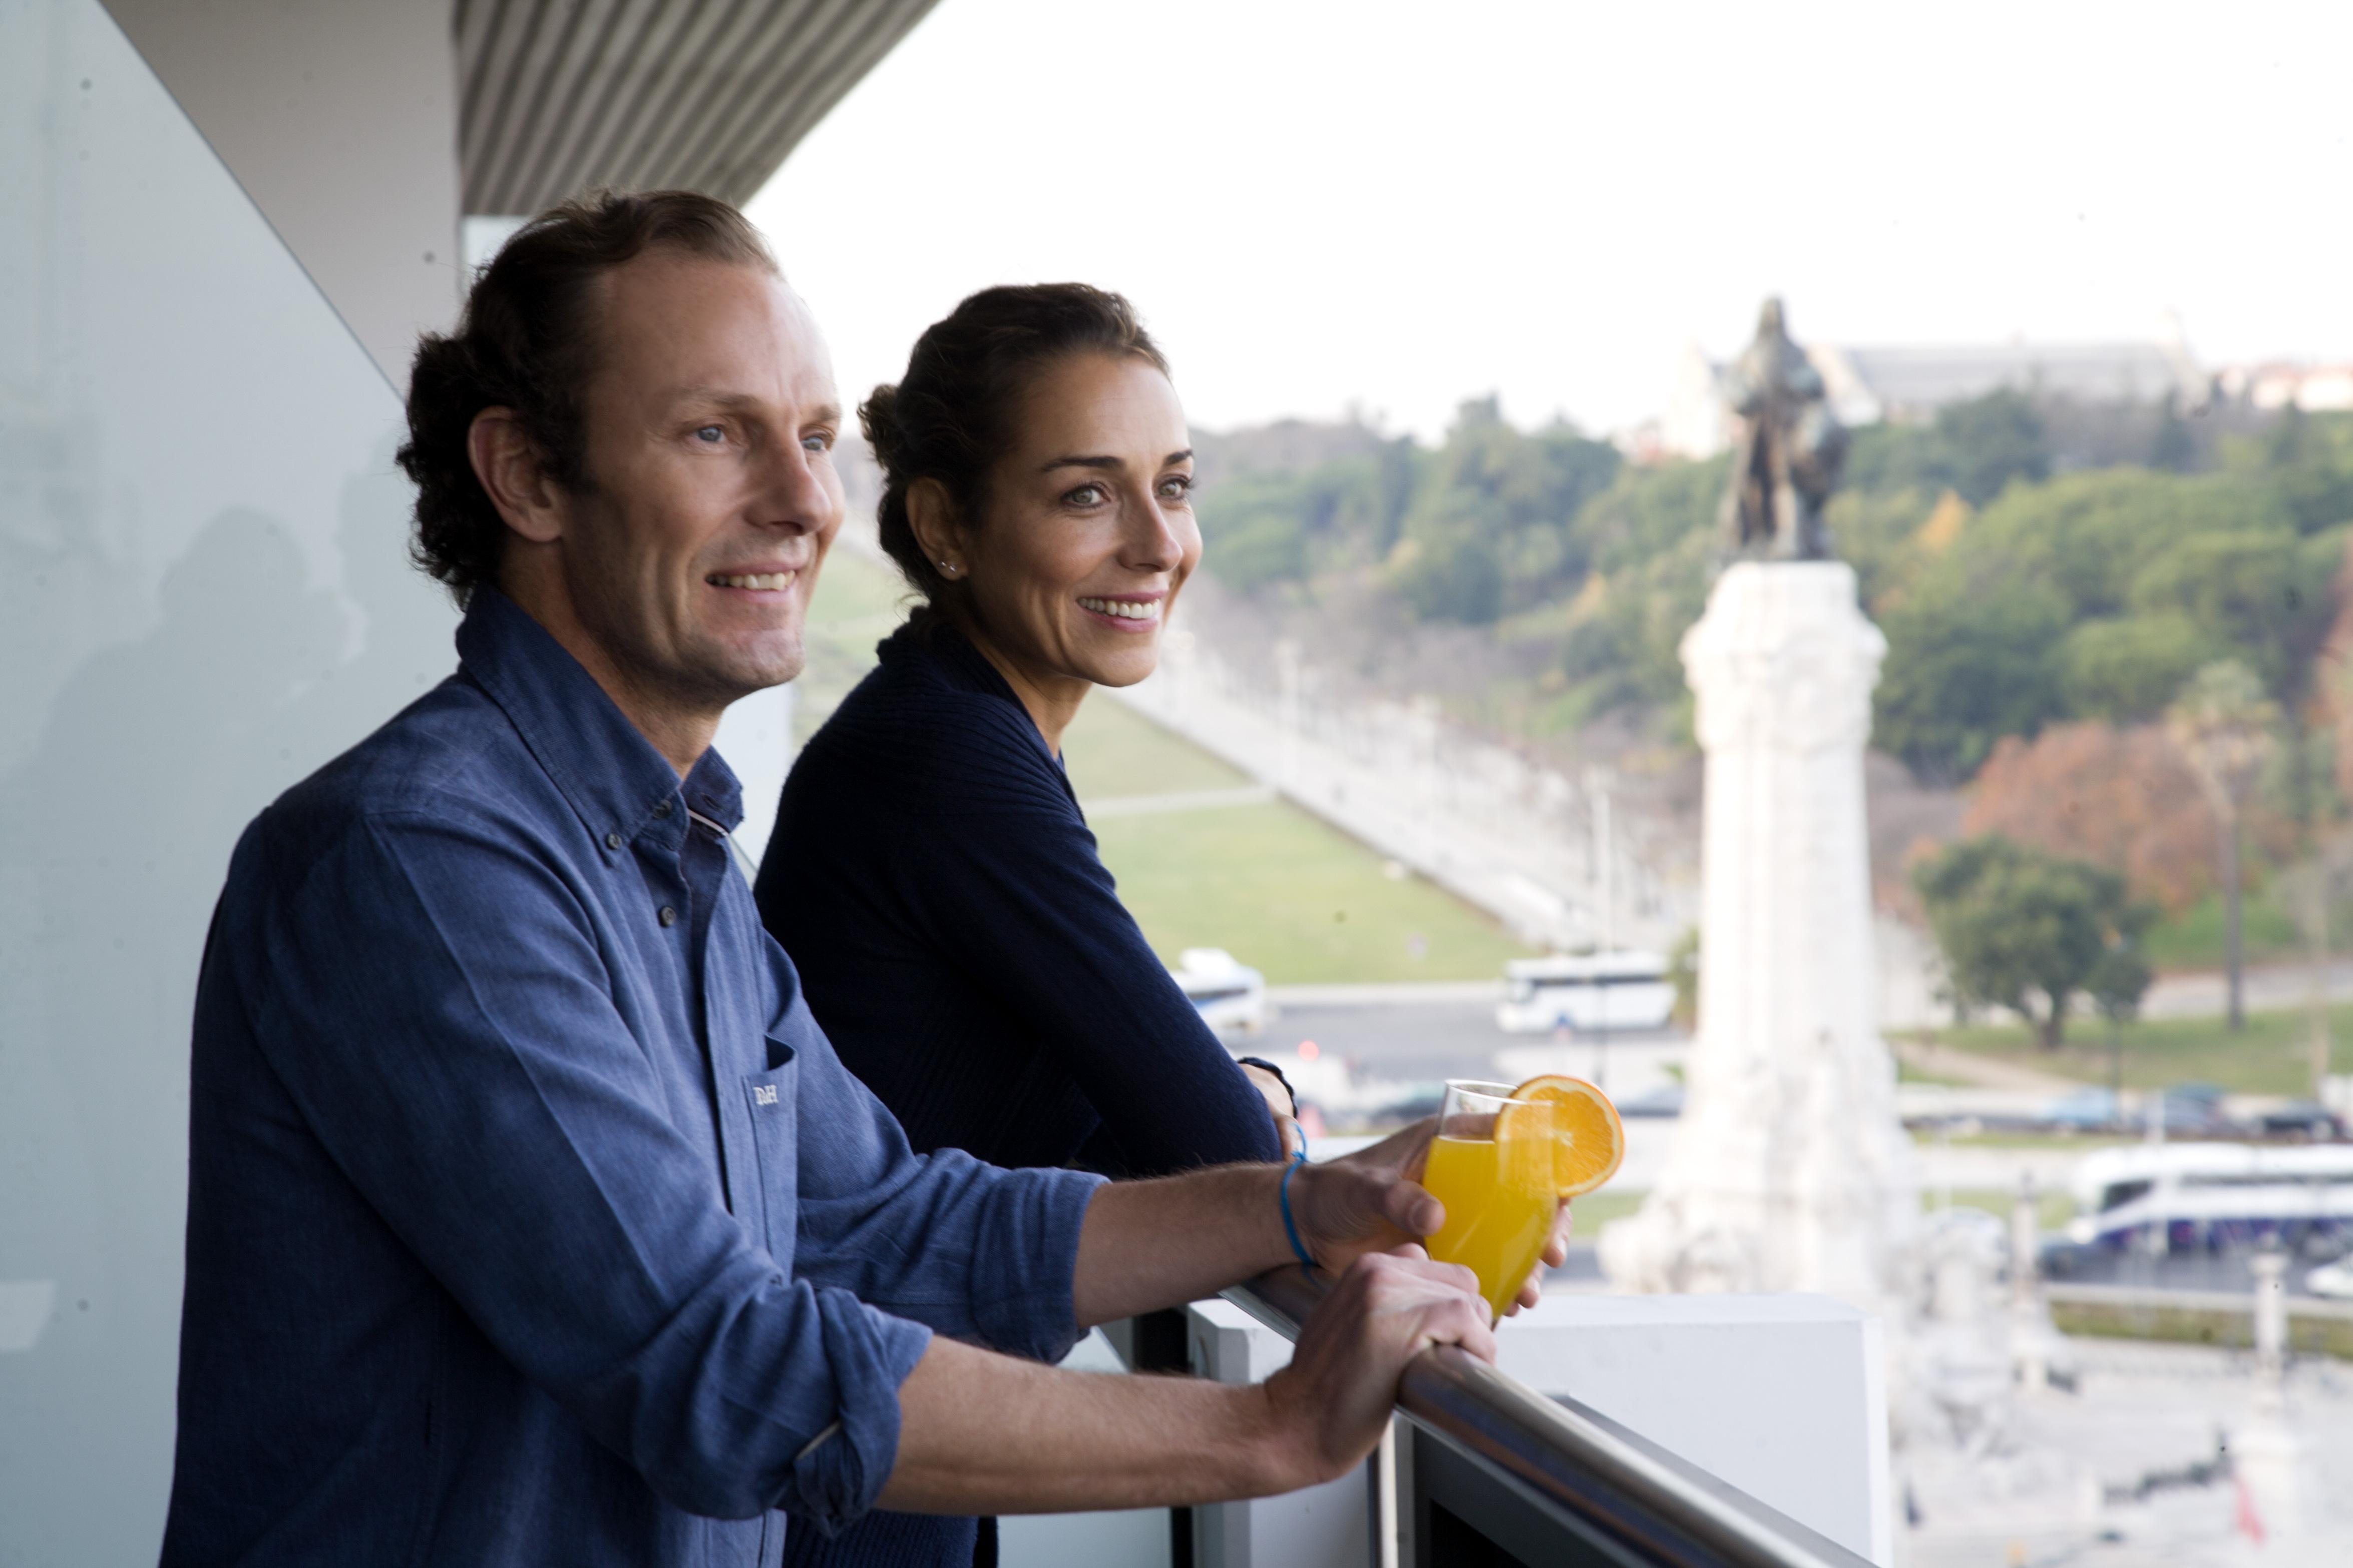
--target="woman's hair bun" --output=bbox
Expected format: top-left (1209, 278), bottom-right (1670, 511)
top-left (858, 382), bottom-right (904, 471)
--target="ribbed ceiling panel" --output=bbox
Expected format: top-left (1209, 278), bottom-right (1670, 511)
top-left (455, 0), bottom-right (941, 215)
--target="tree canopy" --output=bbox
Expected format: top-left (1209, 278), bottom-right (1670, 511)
top-left (1911, 835), bottom-right (2155, 1048)
top-left (1191, 396), bottom-right (2351, 785)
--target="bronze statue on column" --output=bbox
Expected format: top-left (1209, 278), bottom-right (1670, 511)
top-left (1718, 298), bottom-right (1848, 561)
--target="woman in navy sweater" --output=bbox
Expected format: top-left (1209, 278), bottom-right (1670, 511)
top-left (755, 285), bottom-right (1293, 1568)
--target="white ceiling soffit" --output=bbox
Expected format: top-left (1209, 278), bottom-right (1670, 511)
top-left (99, 0), bottom-right (942, 390)
top-left (456, 0), bottom-right (945, 215)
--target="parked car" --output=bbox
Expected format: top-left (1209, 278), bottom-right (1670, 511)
top-left (2151, 1082), bottom-right (2236, 1137)
top-left (2256, 1101), bottom-right (2346, 1141)
top-left (2041, 1086), bottom-right (2122, 1132)
top-left (2307, 1259), bottom-right (2353, 1299)
top-left (1167, 947), bottom-right (1267, 1034)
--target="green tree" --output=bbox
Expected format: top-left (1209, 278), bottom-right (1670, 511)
top-left (1820, 484), bottom-right (1937, 608)
top-left (1913, 835), bottom-right (2155, 1049)
top-left (1387, 398), bottom-right (1622, 623)
top-left (2147, 394), bottom-right (2196, 472)
top-left (1874, 573), bottom-right (2071, 781)
top-left (1566, 454), bottom-right (1725, 577)
top-left (1196, 504), bottom-right (1308, 589)
top-left (2056, 612), bottom-right (2220, 722)
top-left (1932, 388), bottom-right (2051, 505)
top-left (1196, 443), bottom-right (1424, 591)
top-left (2167, 660), bottom-right (2280, 1030)
top-left (2240, 404), bottom-right (2353, 535)
top-left (1841, 389), bottom-right (2051, 505)
top-left (1554, 530), bottom-right (1712, 724)
top-left (1958, 468), bottom-right (2286, 620)
top-left (1389, 534), bottom-right (1503, 623)
top-left (1840, 419), bottom-right (1942, 497)
top-left (2129, 525), bottom-right (2343, 703)
top-left (2086, 936), bottom-right (2155, 1026)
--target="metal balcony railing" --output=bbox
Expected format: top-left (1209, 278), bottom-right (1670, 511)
top-left (1225, 1271), bottom-right (1878, 1568)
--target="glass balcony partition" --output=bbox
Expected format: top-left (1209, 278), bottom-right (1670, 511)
top-left (0, 1), bottom-right (460, 1558)
top-left (1225, 1271), bottom-right (1878, 1568)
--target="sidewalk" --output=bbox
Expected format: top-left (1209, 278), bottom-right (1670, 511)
top-left (1892, 1037), bottom-right (2080, 1093)
top-left (2139, 958), bottom-right (2353, 1020)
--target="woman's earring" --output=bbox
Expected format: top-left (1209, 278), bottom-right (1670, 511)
top-left (939, 560), bottom-right (955, 575)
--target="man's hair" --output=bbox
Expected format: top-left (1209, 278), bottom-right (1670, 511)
top-left (396, 189), bottom-right (777, 603)
top-left (860, 284), bottom-right (1168, 621)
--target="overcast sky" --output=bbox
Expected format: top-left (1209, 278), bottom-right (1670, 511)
top-left (746, 0), bottom-right (2353, 441)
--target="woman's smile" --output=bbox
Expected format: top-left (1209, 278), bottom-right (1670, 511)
top-left (1075, 593), bottom-right (1164, 628)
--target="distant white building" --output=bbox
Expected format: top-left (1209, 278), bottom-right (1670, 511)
top-left (1650, 341), bottom-right (1737, 460)
top-left (1647, 327), bottom-right (2208, 459)
top-left (2216, 361), bottom-right (2353, 412)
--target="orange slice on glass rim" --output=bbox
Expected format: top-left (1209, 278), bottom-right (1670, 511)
top-left (1503, 1074), bottom-right (1626, 1197)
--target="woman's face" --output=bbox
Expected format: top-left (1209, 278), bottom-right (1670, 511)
top-left (958, 352), bottom-right (1200, 691)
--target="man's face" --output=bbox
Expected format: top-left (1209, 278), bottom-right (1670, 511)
top-left (554, 252), bottom-right (845, 713)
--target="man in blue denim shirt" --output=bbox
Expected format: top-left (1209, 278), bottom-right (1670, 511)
top-left (163, 194), bottom-right (1541, 1567)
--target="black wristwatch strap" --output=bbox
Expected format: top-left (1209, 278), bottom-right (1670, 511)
top-left (1236, 1056), bottom-right (1299, 1118)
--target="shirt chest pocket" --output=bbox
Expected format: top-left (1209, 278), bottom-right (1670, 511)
top-left (735, 1037), bottom-right (800, 1266)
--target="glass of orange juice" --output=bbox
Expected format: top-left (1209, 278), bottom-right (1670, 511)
top-left (1418, 1080), bottom-right (1557, 1317)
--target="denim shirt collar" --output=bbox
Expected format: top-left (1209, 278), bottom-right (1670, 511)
top-left (456, 586), bottom-right (744, 852)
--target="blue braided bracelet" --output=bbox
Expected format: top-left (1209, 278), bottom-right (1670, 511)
top-left (1279, 1149), bottom-right (1319, 1277)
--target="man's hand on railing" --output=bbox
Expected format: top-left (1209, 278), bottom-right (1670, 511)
top-left (1259, 1251), bottom-right (1497, 1490)
top-left (1294, 1118), bottom-right (1575, 1314)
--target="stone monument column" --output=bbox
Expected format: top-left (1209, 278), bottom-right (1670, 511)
top-left (1602, 562), bottom-right (1917, 1294)
top-left (1600, 299), bottom-right (1916, 1297)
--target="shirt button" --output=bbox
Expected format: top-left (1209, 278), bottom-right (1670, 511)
top-left (653, 800), bottom-right (673, 818)
top-left (605, 831), bottom-right (623, 850)
top-left (658, 905), bottom-right (678, 928)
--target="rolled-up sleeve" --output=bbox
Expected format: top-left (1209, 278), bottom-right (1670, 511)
top-left (781, 1021), bottom-right (1105, 1364)
top-left (243, 809), bottom-right (924, 1525)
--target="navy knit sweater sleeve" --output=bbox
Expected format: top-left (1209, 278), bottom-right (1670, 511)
top-left (753, 624), bottom-right (1280, 1178)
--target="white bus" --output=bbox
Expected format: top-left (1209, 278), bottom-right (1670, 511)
top-left (2064, 1142), bottom-right (2353, 1253)
top-left (1494, 950), bottom-right (1677, 1035)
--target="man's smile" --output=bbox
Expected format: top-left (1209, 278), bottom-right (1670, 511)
top-left (706, 569), bottom-right (800, 593)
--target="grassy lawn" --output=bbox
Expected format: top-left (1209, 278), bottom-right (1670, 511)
top-left (2142, 880), bottom-right (2338, 971)
top-left (786, 553), bottom-right (1531, 984)
top-left (2050, 1300), bottom-right (2353, 1360)
top-left (1898, 1004), bottom-right (2343, 1097)
top-left (1937, 1132), bottom-right (2137, 1152)
top-left (1092, 800), bottom-right (1534, 983)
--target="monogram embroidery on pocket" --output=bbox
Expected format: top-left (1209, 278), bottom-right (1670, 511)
top-left (752, 1084), bottom-right (779, 1107)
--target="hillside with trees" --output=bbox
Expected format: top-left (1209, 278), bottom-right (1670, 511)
top-left (1183, 395), bottom-right (2353, 983)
